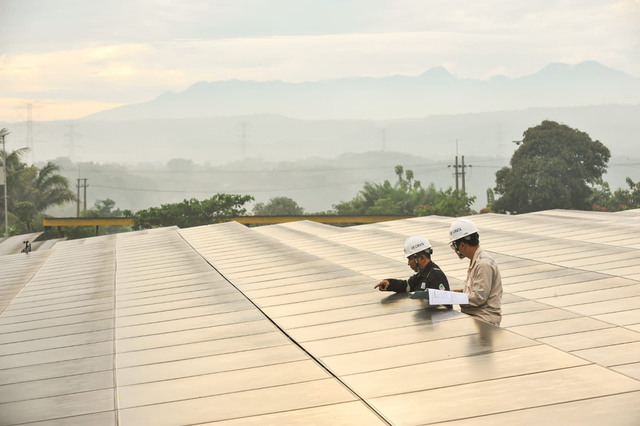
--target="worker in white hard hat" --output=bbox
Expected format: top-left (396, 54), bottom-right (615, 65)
top-left (375, 236), bottom-right (452, 308)
top-left (449, 219), bottom-right (503, 326)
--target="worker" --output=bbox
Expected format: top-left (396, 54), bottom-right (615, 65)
top-left (374, 236), bottom-right (452, 308)
top-left (449, 218), bottom-right (503, 326)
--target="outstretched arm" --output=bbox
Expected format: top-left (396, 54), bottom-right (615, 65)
top-left (375, 277), bottom-right (417, 292)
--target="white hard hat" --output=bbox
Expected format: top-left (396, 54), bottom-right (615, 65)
top-left (449, 219), bottom-right (479, 242)
top-left (404, 236), bottom-right (432, 258)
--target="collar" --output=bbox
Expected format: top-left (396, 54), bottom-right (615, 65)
top-left (419, 260), bottom-right (435, 277)
top-left (469, 247), bottom-right (484, 269)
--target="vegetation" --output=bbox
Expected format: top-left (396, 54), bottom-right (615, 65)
top-left (132, 194), bottom-right (254, 230)
top-left (82, 198), bottom-right (132, 218)
top-left (4, 117), bottom-right (635, 243)
top-left (333, 166), bottom-right (476, 217)
top-left (494, 121), bottom-right (611, 214)
top-left (1, 142), bottom-right (76, 235)
top-left (590, 178), bottom-right (640, 212)
top-left (253, 196), bottom-right (304, 215)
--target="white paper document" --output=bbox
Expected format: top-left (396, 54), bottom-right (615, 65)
top-left (428, 288), bottom-right (469, 305)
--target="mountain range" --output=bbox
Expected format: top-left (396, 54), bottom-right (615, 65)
top-left (85, 61), bottom-right (640, 121)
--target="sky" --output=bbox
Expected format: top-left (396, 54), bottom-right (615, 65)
top-left (1, 0), bottom-right (639, 121)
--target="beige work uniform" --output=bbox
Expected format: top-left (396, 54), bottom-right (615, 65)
top-left (461, 247), bottom-right (503, 326)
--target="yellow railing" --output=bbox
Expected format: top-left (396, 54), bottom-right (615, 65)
top-left (43, 217), bottom-right (134, 227)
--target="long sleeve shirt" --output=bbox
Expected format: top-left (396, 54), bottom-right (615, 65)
top-left (384, 261), bottom-right (452, 309)
top-left (385, 261), bottom-right (450, 292)
top-left (460, 247), bottom-right (503, 325)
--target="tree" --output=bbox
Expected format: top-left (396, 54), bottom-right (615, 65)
top-left (480, 188), bottom-right (496, 214)
top-left (132, 194), bottom-right (254, 230)
top-left (82, 198), bottom-right (123, 218)
top-left (494, 120), bottom-right (610, 214)
top-left (590, 178), bottom-right (640, 212)
top-left (394, 165), bottom-right (404, 183)
top-left (333, 167), bottom-right (475, 217)
top-left (0, 148), bottom-right (76, 233)
top-left (414, 186), bottom-right (476, 217)
top-left (253, 196), bottom-right (304, 215)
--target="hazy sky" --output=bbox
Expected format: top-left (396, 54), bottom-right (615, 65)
top-left (1, 0), bottom-right (638, 121)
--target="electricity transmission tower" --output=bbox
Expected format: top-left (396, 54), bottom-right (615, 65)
top-left (16, 101), bottom-right (39, 164)
top-left (381, 128), bottom-right (387, 151)
top-left (64, 124), bottom-right (82, 161)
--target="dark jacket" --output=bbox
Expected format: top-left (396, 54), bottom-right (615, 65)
top-left (385, 261), bottom-right (452, 308)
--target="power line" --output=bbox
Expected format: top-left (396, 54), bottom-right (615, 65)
top-left (91, 177), bottom-right (388, 194)
top-left (60, 163), bottom-right (450, 175)
top-left (88, 163), bottom-right (451, 195)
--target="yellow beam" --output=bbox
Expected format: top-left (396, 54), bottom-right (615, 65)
top-left (43, 217), bottom-right (133, 227)
top-left (232, 215), bottom-right (414, 225)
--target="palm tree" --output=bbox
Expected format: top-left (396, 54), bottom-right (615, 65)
top-left (0, 148), bottom-right (76, 233)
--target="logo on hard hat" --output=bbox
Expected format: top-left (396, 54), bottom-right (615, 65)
top-left (411, 242), bottom-right (424, 250)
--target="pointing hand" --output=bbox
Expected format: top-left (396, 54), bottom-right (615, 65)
top-left (374, 280), bottom-right (390, 291)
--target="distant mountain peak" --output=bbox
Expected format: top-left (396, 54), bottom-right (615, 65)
top-left (419, 66), bottom-right (455, 79)
top-left (156, 90), bottom-right (177, 99)
top-left (489, 74), bottom-right (510, 82)
top-left (533, 60), bottom-right (631, 79)
top-left (539, 62), bottom-right (573, 73)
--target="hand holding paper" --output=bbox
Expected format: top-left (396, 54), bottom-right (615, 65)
top-left (428, 288), bottom-right (469, 305)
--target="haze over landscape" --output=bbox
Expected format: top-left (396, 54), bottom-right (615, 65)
top-left (4, 3), bottom-right (640, 424)
top-left (1, 0), bottom-right (639, 213)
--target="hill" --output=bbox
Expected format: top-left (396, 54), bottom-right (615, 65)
top-left (83, 61), bottom-right (640, 121)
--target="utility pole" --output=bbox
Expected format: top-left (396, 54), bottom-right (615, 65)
top-left (447, 156), bottom-right (461, 190)
top-left (82, 178), bottom-right (88, 212)
top-left (448, 141), bottom-right (461, 190)
top-left (454, 155), bottom-right (459, 191)
top-left (448, 141), bottom-right (472, 194)
top-left (461, 155), bottom-right (472, 194)
top-left (76, 178), bottom-right (81, 217)
top-left (76, 178), bottom-right (88, 216)
top-left (461, 156), bottom-right (466, 194)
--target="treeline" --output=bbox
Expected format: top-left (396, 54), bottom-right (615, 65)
top-left (2, 120), bottom-right (639, 241)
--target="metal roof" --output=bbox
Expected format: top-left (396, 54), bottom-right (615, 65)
top-left (1, 210), bottom-right (639, 425)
